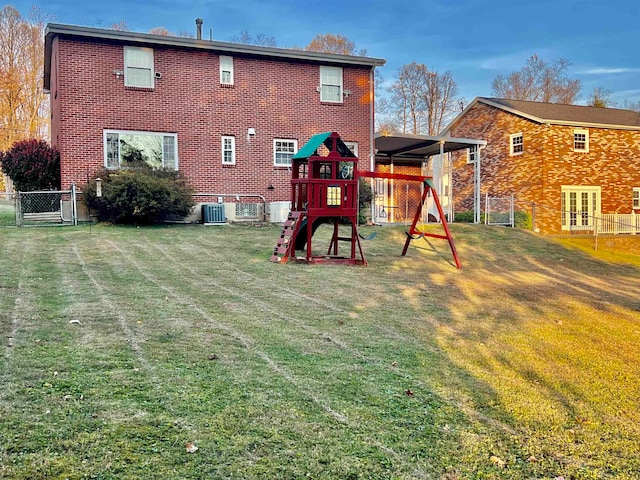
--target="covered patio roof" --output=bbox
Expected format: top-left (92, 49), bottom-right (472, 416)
top-left (374, 133), bottom-right (486, 163)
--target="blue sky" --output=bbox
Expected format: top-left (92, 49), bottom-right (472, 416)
top-left (18, 0), bottom-right (640, 106)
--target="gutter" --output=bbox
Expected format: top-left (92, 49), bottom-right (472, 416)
top-left (44, 23), bottom-right (386, 91)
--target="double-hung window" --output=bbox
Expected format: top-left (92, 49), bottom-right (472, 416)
top-left (320, 66), bottom-right (343, 103)
top-left (104, 130), bottom-right (178, 170)
top-left (344, 141), bottom-right (358, 157)
top-left (467, 144), bottom-right (478, 164)
top-left (633, 187), bottom-right (640, 210)
top-left (124, 46), bottom-right (154, 88)
top-left (273, 139), bottom-right (297, 167)
top-left (573, 129), bottom-right (589, 152)
top-left (509, 133), bottom-right (523, 155)
top-left (220, 56), bottom-right (234, 85)
top-left (222, 136), bottom-right (236, 165)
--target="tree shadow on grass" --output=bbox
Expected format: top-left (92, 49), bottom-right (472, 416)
top-left (383, 224), bottom-right (640, 477)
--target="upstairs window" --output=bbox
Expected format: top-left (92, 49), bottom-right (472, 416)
top-left (273, 139), bottom-right (297, 167)
top-left (509, 133), bottom-right (523, 156)
top-left (222, 136), bottom-right (236, 165)
top-left (467, 144), bottom-right (478, 164)
top-left (344, 141), bottom-right (358, 157)
top-left (633, 187), bottom-right (640, 209)
top-left (320, 66), bottom-right (343, 103)
top-left (220, 55), bottom-right (234, 85)
top-left (573, 129), bottom-right (589, 152)
top-left (104, 130), bottom-right (177, 170)
top-left (124, 46), bottom-right (154, 88)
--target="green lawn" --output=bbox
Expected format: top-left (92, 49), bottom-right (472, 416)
top-left (1, 223), bottom-right (639, 479)
top-left (0, 204), bottom-right (15, 227)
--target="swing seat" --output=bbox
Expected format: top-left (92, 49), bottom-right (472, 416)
top-left (358, 232), bottom-right (378, 241)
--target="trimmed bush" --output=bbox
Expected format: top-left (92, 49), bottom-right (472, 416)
top-left (514, 210), bottom-right (532, 230)
top-left (0, 139), bottom-right (60, 191)
top-left (454, 210), bottom-right (476, 223)
top-left (85, 167), bottom-right (195, 224)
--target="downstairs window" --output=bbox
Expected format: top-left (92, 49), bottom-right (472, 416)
top-left (104, 130), bottom-right (178, 170)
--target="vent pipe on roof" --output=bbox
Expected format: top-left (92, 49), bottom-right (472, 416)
top-left (195, 18), bottom-right (203, 40)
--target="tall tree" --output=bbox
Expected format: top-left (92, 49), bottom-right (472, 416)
top-left (620, 99), bottom-right (640, 112)
top-left (305, 33), bottom-right (366, 56)
top-left (386, 63), bottom-right (459, 135)
top-left (421, 69), bottom-right (458, 135)
top-left (492, 54), bottom-right (581, 104)
top-left (0, 6), bottom-right (49, 152)
top-left (388, 63), bottom-right (425, 134)
top-left (229, 30), bottom-right (277, 47)
top-left (587, 87), bottom-right (612, 108)
top-left (149, 26), bottom-right (171, 36)
top-left (109, 20), bottom-right (129, 31)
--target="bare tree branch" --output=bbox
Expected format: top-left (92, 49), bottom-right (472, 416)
top-left (305, 33), bottom-right (366, 56)
top-left (491, 54), bottom-right (581, 104)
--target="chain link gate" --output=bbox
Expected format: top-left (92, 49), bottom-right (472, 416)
top-left (16, 184), bottom-right (78, 227)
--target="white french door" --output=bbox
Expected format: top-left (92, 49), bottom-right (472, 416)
top-left (561, 186), bottom-right (601, 230)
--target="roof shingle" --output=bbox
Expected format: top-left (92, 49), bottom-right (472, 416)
top-left (481, 97), bottom-right (640, 128)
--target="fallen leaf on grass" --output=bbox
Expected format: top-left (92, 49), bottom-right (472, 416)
top-left (405, 389), bottom-right (414, 396)
top-left (490, 455), bottom-right (505, 468)
top-left (186, 443), bottom-right (198, 453)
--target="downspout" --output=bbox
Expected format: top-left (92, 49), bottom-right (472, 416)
top-left (369, 66), bottom-right (376, 224)
top-left (475, 146), bottom-right (482, 223)
top-left (439, 140), bottom-right (445, 221)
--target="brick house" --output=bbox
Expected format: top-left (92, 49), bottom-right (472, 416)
top-left (442, 97), bottom-right (640, 234)
top-left (43, 23), bottom-right (385, 222)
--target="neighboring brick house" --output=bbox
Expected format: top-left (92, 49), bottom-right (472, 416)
top-left (442, 97), bottom-right (640, 234)
top-left (43, 23), bottom-right (384, 221)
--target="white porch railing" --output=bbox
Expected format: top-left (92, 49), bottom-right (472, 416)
top-left (596, 212), bottom-right (640, 235)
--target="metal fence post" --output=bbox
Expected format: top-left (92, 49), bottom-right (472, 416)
top-left (71, 183), bottom-right (78, 226)
top-left (15, 192), bottom-right (22, 227)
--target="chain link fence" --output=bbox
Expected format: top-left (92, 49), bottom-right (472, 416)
top-left (0, 192), bottom-right (16, 227)
top-left (13, 186), bottom-right (79, 227)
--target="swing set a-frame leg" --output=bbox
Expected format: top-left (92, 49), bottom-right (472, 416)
top-left (402, 180), bottom-right (462, 269)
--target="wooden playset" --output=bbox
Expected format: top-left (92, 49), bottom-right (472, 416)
top-left (270, 132), bottom-right (461, 268)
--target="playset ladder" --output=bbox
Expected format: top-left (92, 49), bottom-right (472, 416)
top-left (270, 211), bottom-right (304, 264)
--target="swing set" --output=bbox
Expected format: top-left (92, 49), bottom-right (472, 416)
top-left (359, 170), bottom-right (461, 269)
top-left (270, 132), bottom-right (461, 269)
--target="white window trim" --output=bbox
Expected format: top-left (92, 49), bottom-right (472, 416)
top-left (467, 144), bottom-right (478, 164)
top-left (273, 139), bottom-right (298, 167)
top-left (573, 129), bottom-right (589, 152)
top-left (222, 135), bottom-right (236, 165)
top-left (560, 185), bottom-right (601, 231)
top-left (344, 141), bottom-right (358, 157)
top-left (633, 187), bottom-right (640, 210)
top-left (509, 133), bottom-right (523, 156)
top-left (103, 129), bottom-right (178, 170)
top-left (220, 55), bottom-right (234, 85)
top-left (319, 66), bottom-right (343, 103)
top-left (124, 46), bottom-right (154, 88)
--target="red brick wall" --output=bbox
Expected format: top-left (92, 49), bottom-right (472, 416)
top-left (51, 37), bottom-right (375, 203)
top-left (450, 102), bottom-right (640, 233)
top-left (50, 37), bottom-right (61, 155)
top-left (373, 164), bottom-right (428, 223)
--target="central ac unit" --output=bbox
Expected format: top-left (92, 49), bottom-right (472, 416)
top-left (202, 203), bottom-right (226, 224)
